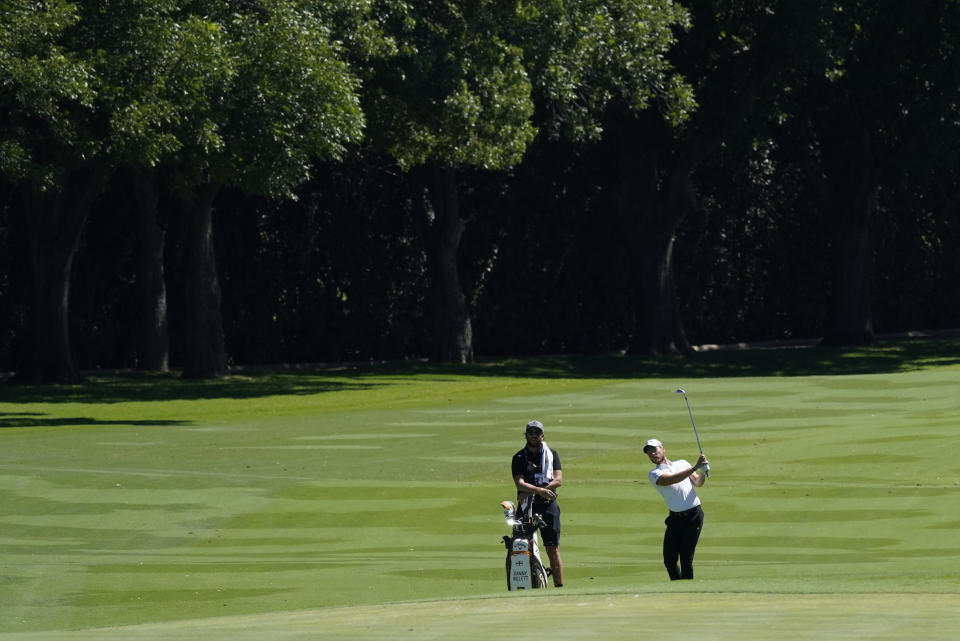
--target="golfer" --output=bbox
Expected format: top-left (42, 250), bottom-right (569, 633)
top-left (512, 420), bottom-right (563, 587)
top-left (643, 438), bottom-right (708, 580)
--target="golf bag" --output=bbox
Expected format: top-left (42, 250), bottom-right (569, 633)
top-left (500, 498), bottom-right (549, 590)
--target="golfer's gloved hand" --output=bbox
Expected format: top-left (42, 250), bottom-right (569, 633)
top-left (696, 454), bottom-right (710, 478)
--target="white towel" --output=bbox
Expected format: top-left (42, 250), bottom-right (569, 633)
top-left (534, 443), bottom-right (554, 486)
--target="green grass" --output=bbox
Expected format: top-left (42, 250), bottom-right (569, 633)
top-left (1, 340), bottom-right (959, 640)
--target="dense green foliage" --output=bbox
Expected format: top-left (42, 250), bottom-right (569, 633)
top-left (1, 1), bottom-right (959, 376)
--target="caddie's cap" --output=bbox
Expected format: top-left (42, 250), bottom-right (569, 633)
top-left (525, 420), bottom-right (544, 434)
top-left (643, 438), bottom-right (663, 453)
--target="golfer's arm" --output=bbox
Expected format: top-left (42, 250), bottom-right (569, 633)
top-left (656, 467), bottom-right (699, 486)
top-left (545, 470), bottom-right (562, 491)
top-left (514, 475), bottom-right (540, 495)
top-left (514, 473), bottom-right (559, 497)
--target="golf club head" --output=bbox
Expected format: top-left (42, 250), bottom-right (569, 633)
top-left (674, 388), bottom-right (686, 396)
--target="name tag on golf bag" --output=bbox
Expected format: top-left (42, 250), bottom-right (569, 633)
top-left (503, 533), bottom-right (548, 590)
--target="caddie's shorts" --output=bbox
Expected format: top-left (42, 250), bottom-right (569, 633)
top-left (537, 500), bottom-right (561, 547)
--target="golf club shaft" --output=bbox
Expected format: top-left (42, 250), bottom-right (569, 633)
top-left (683, 395), bottom-right (703, 454)
top-left (676, 389), bottom-right (709, 477)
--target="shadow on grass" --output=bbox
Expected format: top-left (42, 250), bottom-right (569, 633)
top-left (0, 370), bottom-right (378, 404)
top-left (0, 339), bottom-right (957, 405)
top-left (0, 413), bottom-right (191, 429)
top-left (394, 338), bottom-right (960, 380)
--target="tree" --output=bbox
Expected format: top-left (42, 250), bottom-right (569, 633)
top-left (133, 0), bottom-right (366, 378)
top-left (779, 0), bottom-right (960, 345)
top-left (99, 1), bottom-right (236, 371)
top-left (1, 1), bottom-right (368, 381)
top-left (598, 0), bottom-right (811, 355)
top-left (180, 1), bottom-right (366, 377)
top-left (513, 0), bottom-right (698, 355)
top-left (363, 0), bottom-right (693, 362)
top-left (1, 0), bottom-right (104, 382)
top-left (360, 1), bottom-right (535, 362)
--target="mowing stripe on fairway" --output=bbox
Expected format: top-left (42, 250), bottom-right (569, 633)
top-left (0, 593), bottom-right (957, 641)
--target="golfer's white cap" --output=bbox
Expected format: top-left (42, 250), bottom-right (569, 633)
top-left (525, 420), bottom-right (544, 433)
top-left (643, 438), bottom-right (663, 452)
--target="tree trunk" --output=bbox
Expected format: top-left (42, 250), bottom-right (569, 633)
top-left (612, 54), bottom-right (769, 356)
top-left (178, 181), bottom-right (227, 378)
top-left (627, 172), bottom-right (693, 356)
top-left (802, 121), bottom-right (878, 347)
top-left (633, 214), bottom-right (690, 355)
top-left (14, 169), bottom-right (104, 383)
top-left (610, 118), bottom-right (693, 356)
top-left (414, 165), bottom-right (474, 363)
top-left (820, 148), bottom-right (878, 346)
top-left (130, 169), bottom-right (170, 371)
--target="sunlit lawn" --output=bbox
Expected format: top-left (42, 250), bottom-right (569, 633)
top-left (2, 341), bottom-right (959, 639)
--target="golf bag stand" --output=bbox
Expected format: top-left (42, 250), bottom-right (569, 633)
top-left (500, 498), bottom-right (549, 590)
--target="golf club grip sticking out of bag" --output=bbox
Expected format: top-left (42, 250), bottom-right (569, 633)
top-left (675, 389), bottom-right (710, 477)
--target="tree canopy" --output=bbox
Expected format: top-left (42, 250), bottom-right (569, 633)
top-left (2, 1), bottom-right (959, 380)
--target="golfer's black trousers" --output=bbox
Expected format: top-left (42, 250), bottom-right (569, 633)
top-left (663, 505), bottom-right (703, 580)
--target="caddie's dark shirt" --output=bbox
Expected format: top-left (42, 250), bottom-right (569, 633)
top-left (512, 446), bottom-right (562, 493)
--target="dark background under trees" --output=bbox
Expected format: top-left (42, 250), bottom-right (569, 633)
top-left (2, 1), bottom-right (959, 382)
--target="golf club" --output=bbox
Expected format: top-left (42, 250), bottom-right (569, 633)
top-left (675, 389), bottom-right (710, 477)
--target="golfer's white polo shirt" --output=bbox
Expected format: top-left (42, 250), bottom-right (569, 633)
top-left (648, 459), bottom-right (701, 512)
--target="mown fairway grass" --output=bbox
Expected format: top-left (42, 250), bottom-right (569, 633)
top-left (1, 341), bottom-right (959, 640)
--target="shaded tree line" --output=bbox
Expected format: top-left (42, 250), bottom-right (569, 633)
top-left (2, 0), bottom-right (959, 382)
